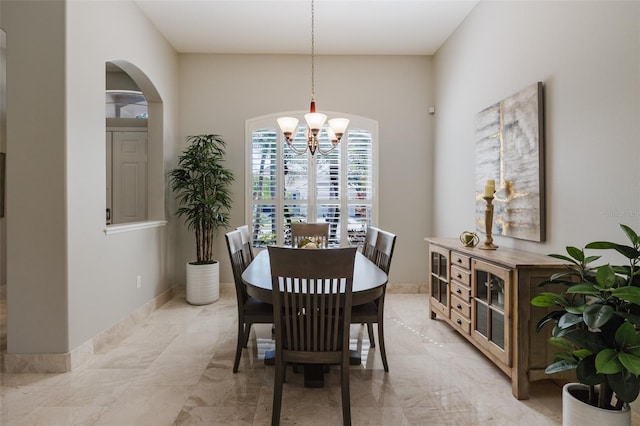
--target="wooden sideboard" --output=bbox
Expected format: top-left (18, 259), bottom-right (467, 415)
top-left (426, 237), bottom-right (572, 400)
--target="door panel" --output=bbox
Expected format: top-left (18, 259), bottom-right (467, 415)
top-left (111, 131), bottom-right (147, 224)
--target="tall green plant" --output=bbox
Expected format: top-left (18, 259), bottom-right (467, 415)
top-left (531, 224), bottom-right (640, 410)
top-left (169, 134), bottom-right (234, 264)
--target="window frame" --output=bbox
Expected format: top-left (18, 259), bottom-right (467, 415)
top-left (245, 112), bottom-right (378, 248)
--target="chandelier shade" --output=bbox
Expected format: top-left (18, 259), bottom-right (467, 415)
top-left (277, 0), bottom-right (349, 156)
top-left (276, 116), bottom-right (299, 140)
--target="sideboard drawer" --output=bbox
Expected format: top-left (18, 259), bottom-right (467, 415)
top-left (451, 265), bottom-right (471, 286)
top-left (450, 310), bottom-right (470, 335)
top-left (450, 280), bottom-right (471, 301)
top-left (450, 252), bottom-right (471, 270)
top-left (451, 295), bottom-right (471, 319)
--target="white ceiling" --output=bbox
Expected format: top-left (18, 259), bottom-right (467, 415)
top-left (133, 0), bottom-right (479, 55)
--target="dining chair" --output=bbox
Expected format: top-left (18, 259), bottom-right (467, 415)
top-left (361, 226), bottom-right (379, 262)
top-left (225, 229), bottom-right (274, 373)
top-left (351, 228), bottom-right (396, 372)
top-left (268, 246), bottom-right (357, 426)
top-left (290, 222), bottom-right (329, 248)
top-left (236, 224), bottom-right (254, 263)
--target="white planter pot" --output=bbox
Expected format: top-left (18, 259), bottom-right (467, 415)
top-left (563, 383), bottom-right (631, 426)
top-left (186, 261), bottom-right (219, 305)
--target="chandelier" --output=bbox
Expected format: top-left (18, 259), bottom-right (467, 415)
top-left (277, 0), bottom-right (349, 156)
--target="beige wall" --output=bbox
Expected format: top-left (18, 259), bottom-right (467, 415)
top-left (433, 1), bottom-right (640, 253)
top-left (2, 0), bottom-right (179, 354)
top-left (3, 0), bottom-right (68, 353)
top-left (177, 54), bottom-right (434, 285)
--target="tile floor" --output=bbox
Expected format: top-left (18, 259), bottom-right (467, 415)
top-left (1, 285), bottom-right (575, 425)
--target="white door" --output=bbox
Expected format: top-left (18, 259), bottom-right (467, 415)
top-left (110, 131), bottom-right (147, 224)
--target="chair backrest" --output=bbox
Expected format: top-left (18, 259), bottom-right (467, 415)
top-left (268, 246), bottom-right (357, 353)
top-left (236, 224), bottom-right (254, 262)
top-left (373, 229), bottom-right (397, 275)
top-left (290, 222), bottom-right (329, 248)
top-left (362, 226), bottom-right (380, 262)
top-left (225, 229), bottom-right (251, 305)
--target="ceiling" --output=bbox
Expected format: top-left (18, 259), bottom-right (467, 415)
top-left (133, 0), bottom-right (479, 55)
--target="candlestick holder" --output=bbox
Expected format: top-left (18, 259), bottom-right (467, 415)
top-left (480, 196), bottom-right (498, 250)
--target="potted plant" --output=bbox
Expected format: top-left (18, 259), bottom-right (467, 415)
top-left (531, 224), bottom-right (640, 425)
top-left (169, 134), bottom-right (234, 305)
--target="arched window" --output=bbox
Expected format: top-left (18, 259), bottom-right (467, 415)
top-left (246, 113), bottom-right (378, 248)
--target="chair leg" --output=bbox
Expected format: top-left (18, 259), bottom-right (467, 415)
top-left (243, 322), bottom-right (252, 347)
top-left (366, 323), bottom-right (376, 348)
top-left (233, 318), bottom-right (244, 373)
top-left (377, 318), bottom-right (389, 373)
top-left (341, 360), bottom-right (351, 426)
top-left (272, 359), bottom-right (285, 426)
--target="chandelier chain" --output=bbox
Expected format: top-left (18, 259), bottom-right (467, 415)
top-left (310, 0), bottom-right (315, 101)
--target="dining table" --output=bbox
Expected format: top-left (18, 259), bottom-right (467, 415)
top-left (241, 248), bottom-right (388, 387)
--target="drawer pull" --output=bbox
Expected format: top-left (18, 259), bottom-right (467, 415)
top-left (456, 289), bottom-right (462, 294)
top-left (457, 273), bottom-right (462, 279)
top-left (457, 304), bottom-right (462, 309)
top-left (457, 258), bottom-right (462, 263)
top-left (456, 319), bottom-right (462, 325)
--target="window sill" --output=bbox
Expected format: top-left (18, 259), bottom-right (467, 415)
top-left (104, 220), bottom-right (167, 235)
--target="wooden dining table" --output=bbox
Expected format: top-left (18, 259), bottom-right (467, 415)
top-left (241, 248), bottom-right (388, 387)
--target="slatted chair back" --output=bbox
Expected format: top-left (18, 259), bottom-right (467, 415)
top-left (268, 246), bottom-right (356, 426)
top-left (362, 226), bottom-right (380, 262)
top-left (373, 229), bottom-right (397, 274)
top-left (226, 229), bottom-right (250, 309)
top-left (290, 222), bottom-right (329, 248)
top-left (236, 225), bottom-right (255, 263)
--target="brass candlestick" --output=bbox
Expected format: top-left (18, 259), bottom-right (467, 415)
top-left (480, 196), bottom-right (498, 250)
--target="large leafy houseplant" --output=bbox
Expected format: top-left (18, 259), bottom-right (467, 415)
top-left (531, 224), bottom-right (640, 410)
top-left (169, 134), bottom-right (234, 264)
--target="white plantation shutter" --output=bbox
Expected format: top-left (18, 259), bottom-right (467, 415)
top-left (346, 130), bottom-right (374, 246)
top-left (250, 128), bottom-right (278, 246)
top-left (247, 114), bottom-right (377, 248)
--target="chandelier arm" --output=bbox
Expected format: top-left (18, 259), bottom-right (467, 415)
top-left (285, 142), bottom-right (310, 155)
top-left (316, 142), bottom-right (340, 156)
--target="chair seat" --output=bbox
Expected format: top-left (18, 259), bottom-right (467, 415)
top-left (244, 297), bottom-right (274, 319)
top-left (351, 301), bottom-right (378, 320)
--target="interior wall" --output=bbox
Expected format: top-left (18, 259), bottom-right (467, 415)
top-left (65, 1), bottom-right (179, 351)
top-left (432, 1), bottom-right (640, 254)
top-left (177, 54), bottom-right (434, 285)
top-left (2, 0), bottom-right (69, 354)
top-left (2, 0), bottom-right (179, 355)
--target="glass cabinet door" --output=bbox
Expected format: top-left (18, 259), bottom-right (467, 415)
top-left (428, 245), bottom-right (450, 319)
top-left (471, 259), bottom-right (511, 365)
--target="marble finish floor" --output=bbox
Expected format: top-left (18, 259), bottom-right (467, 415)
top-left (1, 286), bottom-right (568, 425)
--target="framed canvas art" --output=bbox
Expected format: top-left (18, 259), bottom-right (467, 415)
top-left (475, 82), bottom-right (545, 242)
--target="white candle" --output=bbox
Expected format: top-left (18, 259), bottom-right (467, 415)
top-left (484, 179), bottom-right (495, 197)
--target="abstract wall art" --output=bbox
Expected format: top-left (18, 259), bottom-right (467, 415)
top-left (475, 82), bottom-right (545, 242)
